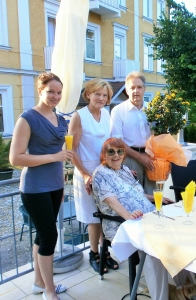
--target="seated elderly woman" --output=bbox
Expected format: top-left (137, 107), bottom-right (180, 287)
top-left (92, 137), bottom-right (196, 300)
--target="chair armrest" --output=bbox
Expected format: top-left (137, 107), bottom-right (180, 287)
top-left (169, 185), bottom-right (185, 191)
top-left (93, 212), bottom-right (125, 224)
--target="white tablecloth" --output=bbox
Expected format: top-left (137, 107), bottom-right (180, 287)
top-left (112, 205), bottom-right (196, 275)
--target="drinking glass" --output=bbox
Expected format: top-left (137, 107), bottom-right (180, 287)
top-left (182, 192), bottom-right (194, 225)
top-left (153, 189), bottom-right (164, 229)
top-left (65, 135), bottom-right (73, 165)
top-left (156, 180), bottom-right (165, 191)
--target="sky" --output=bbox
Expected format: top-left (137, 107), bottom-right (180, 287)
top-left (174, 0), bottom-right (196, 14)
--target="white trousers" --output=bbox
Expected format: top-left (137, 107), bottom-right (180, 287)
top-left (142, 253), bottom-right (193, 300)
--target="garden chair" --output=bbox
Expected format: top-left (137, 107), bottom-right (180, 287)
top-left (169, 160), bottom-right (196, 202)
top-left (93, 211), bottom-right (148, 300)
top-left (19, 205), bottom-right (36, 246)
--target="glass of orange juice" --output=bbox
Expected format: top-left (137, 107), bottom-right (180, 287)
top-left (153, 189), bottom-right (164, 229)
top-left (65, 135), bottom-right (73, 164)
top-left (182, 191), bottom-right (194, 225)
top-left (65, 135), bottom-right (73, 150)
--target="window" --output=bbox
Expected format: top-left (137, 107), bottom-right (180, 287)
top-left (144, 93), bottom-right (153, 108)
top-left (0, 0), bottom-right (9, 49)
top-left (48, 17), bottom-right (56, 46)
top-left (113, 23), bottom-right (128, 60)
top-left (44, 0), bottom-right (59, 46)
top-left (119, 0), bottom-right (126, 6)
top-left (143, 37), bottom-right (153, 71)
top-left (85, 23), bottom-right (101, 62)
top-left (115, 35), bottom-right (123, 60)
top-left (143, 0), bottom-right (152, 21)
top-left (157, 59), bottom-right (164, 73)
top-left (157, 0), bottom-right (165, 19)
top-left (0, 85), bottom-right (14, 136)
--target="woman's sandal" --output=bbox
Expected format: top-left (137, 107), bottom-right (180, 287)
top-left (105, 251), bottom-right (119, 270)
top-left (89, 250), bottom-right (108, 273)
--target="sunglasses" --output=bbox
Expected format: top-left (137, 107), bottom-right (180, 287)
top-left (106, 148), bottom-right (125, 156)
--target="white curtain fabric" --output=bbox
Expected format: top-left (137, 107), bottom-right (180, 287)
top-left (51, 0), bottom-right (89, 115)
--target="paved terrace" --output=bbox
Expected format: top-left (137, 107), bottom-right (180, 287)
top-left (0, 244), bottom-right (150, 300)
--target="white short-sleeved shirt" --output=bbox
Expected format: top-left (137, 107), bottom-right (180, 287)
top-left (110, 100), bottom-right (151, 147)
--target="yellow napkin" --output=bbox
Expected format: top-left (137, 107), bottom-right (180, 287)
top-left (185, 181), bottom-right (196, 195)
top-left (181, 191), bottom-right (186, 201)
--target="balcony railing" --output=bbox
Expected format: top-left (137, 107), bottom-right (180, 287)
top-left (44, 46), bottom-right (54, 70)
top-left (0, 177), bottom-right (89, 284)
top-left (113, 59), bottom-right (140, 78)
top-left (89, 0), bottom-right (121, 19)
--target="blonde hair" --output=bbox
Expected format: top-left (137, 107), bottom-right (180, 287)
top-left (82, 78), bottom-right (113, 105)
top-left (37, 72), bottom-right (63, 93)
top-left (125, 71), bottom-right (146, 89)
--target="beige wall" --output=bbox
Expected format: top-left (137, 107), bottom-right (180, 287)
top-left (0, 0), bottom-right (20, 69)
top-left (29, 0), bottom-right (46, 71)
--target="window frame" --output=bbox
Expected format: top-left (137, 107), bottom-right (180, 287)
top-left (119, 0), bottom-right (126, 6)
top-left (143, 35), bottom-right (153, 72)
top-left (44, 0), bottom-right (59, 46)
top-left (143, 0), bottom-right (153, 23)
top-left (157, 0), bottom-right (165, 20)
top-left (157, 59), bottom-right (164, 73)
top-left (85, 22), bottom-right (101, 62)
top-left (143, 92), bottom-right (154, 108)
top-left (113, 22), bottom-right (128, 60)
top-left (0, 85), bottom-right (14, 136)
top-left (47, 17), bottom-right (56, 46)
top-left (0, 0), bottom-right (9, 49)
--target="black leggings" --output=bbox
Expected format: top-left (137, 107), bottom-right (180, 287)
top-left (21, 189), bottom-right (63, 256)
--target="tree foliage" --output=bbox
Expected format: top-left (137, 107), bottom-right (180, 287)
top-left (150, 0), bottom-right (196, 102)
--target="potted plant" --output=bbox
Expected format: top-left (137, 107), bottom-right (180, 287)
top-left (0, 134), bottom-right (13, 181)
top-left (143, 92), bottom-right (190, 135)
top-left (143, 92), bottom-right (191, 181)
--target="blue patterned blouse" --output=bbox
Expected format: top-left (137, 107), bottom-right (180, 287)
top-left (92, 164), bottom-right (155, 241)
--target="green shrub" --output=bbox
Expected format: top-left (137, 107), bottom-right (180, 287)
top-left (184, 124), bottom-right (196, 143)
top-left (189, 102), bottom-right (196, 124)
top-left (0, 134), bottom-right (11, 171)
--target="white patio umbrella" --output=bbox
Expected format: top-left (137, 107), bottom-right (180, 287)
top-left (51, 0), bottom-right (89, 118)
top-left (51, 0), bottom-right (89, 252)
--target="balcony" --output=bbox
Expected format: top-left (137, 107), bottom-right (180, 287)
top-left (113, 59), bottom-right (140, 79)
top-left (44, 46), bottom-right (54, 70)
top-left (89, 0), bottom-right (121, 19)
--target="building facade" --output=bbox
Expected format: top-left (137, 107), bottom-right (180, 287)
top-left (0, 0), bottom-right (166, 138)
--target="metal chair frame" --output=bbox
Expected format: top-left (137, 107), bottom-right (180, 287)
top-left (93, 211), bottom-right (147, 300)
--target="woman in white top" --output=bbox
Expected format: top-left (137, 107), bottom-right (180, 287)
top-left (68, 78), bottom-right (118, 273)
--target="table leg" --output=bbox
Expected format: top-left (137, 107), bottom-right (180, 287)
top-left (130, 252), bottom-right (146, 300)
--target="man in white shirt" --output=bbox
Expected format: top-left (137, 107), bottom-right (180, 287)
top-left (110, 71), bottom-right (155, 194)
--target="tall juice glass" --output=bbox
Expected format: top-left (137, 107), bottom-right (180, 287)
top-left (156, 180), bottom-right (165, 191)
top-left (65, 135), bottom-right (73, 164)
top-left (182, 191), bottom-right (194, 225)
top-left (65, 135), bottom-right (73, 150)
top-left (153, 189), bottom-right (164, 229)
